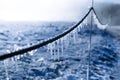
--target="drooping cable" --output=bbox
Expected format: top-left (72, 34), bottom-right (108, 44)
top-left (0, 7), bottom-right (92, 60)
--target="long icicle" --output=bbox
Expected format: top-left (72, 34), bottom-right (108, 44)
top-left (4, 59), bottom-right (9, 80)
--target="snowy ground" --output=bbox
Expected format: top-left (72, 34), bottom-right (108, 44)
top-left (0, 22), bottom-right (120, 80)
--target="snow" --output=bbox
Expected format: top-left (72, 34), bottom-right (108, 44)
top-left (0, 17), bottom-right (120, 79)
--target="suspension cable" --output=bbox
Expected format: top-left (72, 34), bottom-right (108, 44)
top-left (0, 7), bottom-right (93, 61)
top-left (0, 7), bottom-right (105, 61)
top-left (93, 8), bottom-right (107, 25)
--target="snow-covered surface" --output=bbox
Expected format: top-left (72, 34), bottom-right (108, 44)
top-left (0, 22), bottom-right (120, 80)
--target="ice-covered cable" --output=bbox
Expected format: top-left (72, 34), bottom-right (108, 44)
top-left (0, 7), bottom-right (104, 60)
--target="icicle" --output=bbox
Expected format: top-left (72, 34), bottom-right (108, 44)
top-left (57, 46), bottom-right (60, 61)
top-left (60, 38), bottom-right (64, 57)
top-left (63, 35), bottom-right (69, 49)
top-left (75, 28), bottom-right (79, 43)
top-left (77, 24), bottom-right (81, 33)
top-left (72, 30), bottom-right (76, 44)
top-left (62, 36), bottom-right (66, 49)
top-left (67, 33), bottom-right (71, 45)
top-left (49, 40), bottom-right (62, 61)
top-left (69, 32), bottom-right (73, 43)
top-left (72, 28), bottom-right (78, 44)
top-left (4, 59), bottom-right (9, 80)
top-left (49, 43), bottom-right (53, 59)
top-left (47, 44), bottom-right (50, 53)
top-left (47, 43), bottom-right (54, 60)
top-left (48, 42), bottom-right (56, 61)
top-left (14, 56), bottom-right (19, 72)
top-left (55, 40), bottom-right (58, 61)
top-left (56, 40), bottom-right (61, 61)
top-left (10, 57), bottom-right (18, 72)
top-left (12, 45), bottom-right (20, 72)
top-left (59, 38), bottom-right (64, 57)
top-left (77, 27), bottom-right (79, 34)
top-left (80, 23), bottom-right (84, 30)
top-left (54, 41), bottom-right (58, 61)
top-left (53, 42), bottom-right (56, 61)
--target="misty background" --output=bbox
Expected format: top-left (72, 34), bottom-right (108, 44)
top-left (0, 0), bottom-right (120, 26)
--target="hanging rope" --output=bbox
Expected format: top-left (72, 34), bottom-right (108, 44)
top-left (0, 7), bottom-right (93, 60)
top-left (0, 7), bottom-right (106, 61)
top-left (92, 8), bottom-right (107, 25)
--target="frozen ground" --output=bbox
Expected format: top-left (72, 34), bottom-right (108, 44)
top-left (0, 22), bottom-right (120, 80)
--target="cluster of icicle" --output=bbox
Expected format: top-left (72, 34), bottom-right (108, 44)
top-left (2, 10), bottom-right (109, 80)
top-left (3, 21), bottom-right (88, 80)
top-left (46, 22), bottom-right (88, 61)
top-left (3, 43), bottom-right (37, 80)
top-left (3, 10), bottom-right (110, 80)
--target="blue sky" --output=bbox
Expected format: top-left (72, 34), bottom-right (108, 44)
top-left (0, 0), bottom-right (119, 21)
